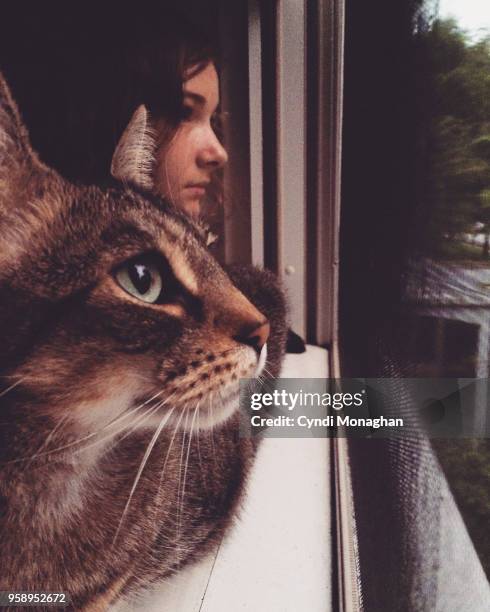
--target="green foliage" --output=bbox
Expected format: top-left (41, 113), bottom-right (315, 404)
top-left (422, 20), bottom-right (490, 579)
top-left (418, 19), bottom-right (490, 255)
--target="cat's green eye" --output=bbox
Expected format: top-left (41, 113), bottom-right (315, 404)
top-left (115, 258), bottom-right (163, 304)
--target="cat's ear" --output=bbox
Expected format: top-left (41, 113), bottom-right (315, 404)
top-left (0, 73), bottom-right (68, 262)
top-left (110, 105), bottom-right (157, 191)
top-left (0, 72), bottom-right (45, 182)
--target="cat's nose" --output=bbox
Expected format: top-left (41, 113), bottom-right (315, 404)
top-left (235, 320), bottom-right (270, 355)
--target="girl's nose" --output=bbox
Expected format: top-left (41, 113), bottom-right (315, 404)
top-left (197, 128), bottom-right (228, 169)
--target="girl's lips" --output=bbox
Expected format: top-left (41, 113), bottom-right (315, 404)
top-left (184, 184), bottom-right (207, 197)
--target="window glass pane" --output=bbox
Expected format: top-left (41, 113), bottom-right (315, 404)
top-left (341, 0), bottom-right (490, 604)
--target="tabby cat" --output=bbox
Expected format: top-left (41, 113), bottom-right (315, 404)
top-left (0, 73), bottom-right (287, 610)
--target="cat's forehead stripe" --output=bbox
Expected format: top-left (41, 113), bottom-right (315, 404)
top-left (156, 226), bottom-right (198, 296)
top-left (165, 248), bottom-right (198, 295)
top-left (126, 206), bottom-right (199, 295)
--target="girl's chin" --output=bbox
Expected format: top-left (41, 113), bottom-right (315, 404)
top-left (180, 197), bottom-right (202, 218)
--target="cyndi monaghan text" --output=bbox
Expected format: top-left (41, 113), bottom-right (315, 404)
top-left (250, 415), bottom-right (404, 429)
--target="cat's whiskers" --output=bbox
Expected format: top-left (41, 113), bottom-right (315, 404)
top-left (154, 406), bottom-right (187, 528)
top-left (194, 400), bottom-right (207, 488)
top-left (0, 375), bottom-right (28, 399)
top-left (26, 401), bottom-right (164, 475)
top-left (261, 365), bottom-right (275, 380)
top-left (177, 405), bottom-right (198, 546)
top-left (23, 412), bottom-right (71, 473)
top-left (256, 373), bottom-right (267, 389)
top-left (175, 408), bottom-right (190, 544)
top-left (6, 388), bottom-right (172, 466)
top-left (147, 408), bottom-right (187, 554)
top-left (111, 404), bottom-right (162, 444)
top-left (76, 387), bottom-right (183, 457)
top-left (216, 384), bottom-right (240, 425)
top-left (196, 401), bottom-right (202, 431)
top-left (97, 388), bottom-right (168, 433)
top-left (207, 390), bottom-right (217, 465)
top-left (112, 404), bottom-right (177, 547)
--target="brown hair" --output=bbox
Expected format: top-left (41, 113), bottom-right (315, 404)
top-left (120, 11), bottom-right (218, 148)
top-left (0, 4), bottom-right (221, 191)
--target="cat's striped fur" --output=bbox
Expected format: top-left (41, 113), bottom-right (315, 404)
top-left (0, 73), bottom-right (286, 611)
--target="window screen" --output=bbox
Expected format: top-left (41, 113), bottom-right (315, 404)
top-left (340, 0), bottom-right (490, 608)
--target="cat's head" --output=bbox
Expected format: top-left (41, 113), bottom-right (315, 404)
top-left (0, 73), bottom-right (269, 445)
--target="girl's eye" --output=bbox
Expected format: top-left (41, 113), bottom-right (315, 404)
top-left (115, 257), bottom-right (163, 304)
top-left (180, 104), bottom-right (194, 121)
top-left (211, 112), bottom-right (223, 138)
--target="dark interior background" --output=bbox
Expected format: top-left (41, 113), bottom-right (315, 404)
top-left (0, 1), bottom-right (221, 185)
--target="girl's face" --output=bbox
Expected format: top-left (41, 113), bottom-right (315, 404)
top-left (154, 62), bottom-right (228, 217)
